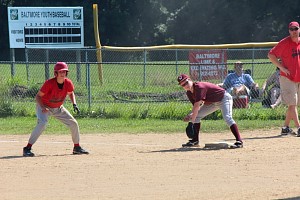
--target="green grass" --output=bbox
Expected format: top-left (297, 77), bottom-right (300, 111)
top-left (0, 117), bottom-right (284, 135)
top-left (0, 97), bottom-right (288, 121)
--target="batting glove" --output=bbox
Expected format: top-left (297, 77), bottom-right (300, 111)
top-left (73, 104), bottom-right (80, 114)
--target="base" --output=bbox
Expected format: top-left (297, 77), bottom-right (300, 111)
top-left (204, 142), bottom-right (235, 149)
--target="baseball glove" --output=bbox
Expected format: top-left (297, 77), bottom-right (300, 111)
top-left (185, 122), bottom-right (195, 139)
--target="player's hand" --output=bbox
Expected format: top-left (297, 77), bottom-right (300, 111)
top-left (73, 104), bottom-right (80, 114)
top-left (41, 107), bottom-right (49, 113)
top-left (183, 114), bottom-right (192, 122)
top-left (280, 67), bottom-right (290, 76)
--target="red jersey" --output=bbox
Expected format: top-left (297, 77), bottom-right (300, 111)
top-left (269, 36), bottom-right (300, 82)
top-left (186, 82), bottom-right (225, 105)
top-left (40, 78), bottom-right (74, 108)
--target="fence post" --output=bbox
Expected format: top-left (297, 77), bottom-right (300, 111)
top-left (251, 48), bottom-right (255, 78)
top-left (199, 65), bottom-right (202, 81)
top-left (85, 50), bottom-right (88, 89)
top-left (45, 49), bottom-right (49, 80)
top-left (175, 49), bottom-right (178, 75)
top-left (25, 48), bottom-right (29, 83)
top-left (220, 50), bottom-right (226, 81)
top-left (76, 50), bottom-right (81, 83)
top-left (85, 50), bottom-right (91, 109)
top-left (143, 49), bottom-right (147, 87)
top-left (10, 48), bottom-right (15, 77)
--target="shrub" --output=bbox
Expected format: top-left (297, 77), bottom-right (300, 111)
top-left (0, 99), bottom-right (14, 117)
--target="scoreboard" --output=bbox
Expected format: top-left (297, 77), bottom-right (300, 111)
top-left (8, 7), bottom-right (84, 48)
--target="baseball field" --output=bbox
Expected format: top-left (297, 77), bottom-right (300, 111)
top-left (1, 129), bottom-right (300, 200)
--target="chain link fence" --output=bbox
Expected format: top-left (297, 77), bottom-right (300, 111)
top-left (0, 47), bottom-right (278, 118)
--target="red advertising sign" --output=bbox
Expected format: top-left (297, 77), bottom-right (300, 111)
top-left (189, 50), bottom-right (227, 81)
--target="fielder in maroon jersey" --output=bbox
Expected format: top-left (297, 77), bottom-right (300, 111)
top-left (178, 74), bottom-right (243, 148)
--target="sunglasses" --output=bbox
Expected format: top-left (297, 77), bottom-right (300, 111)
top-left (289, 27), bottom-right (299, 31)
top-left (180, 80), bottom-right (189, 87)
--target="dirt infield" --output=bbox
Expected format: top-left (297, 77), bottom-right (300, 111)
top-left (1, 130), bottom-right (300, 200)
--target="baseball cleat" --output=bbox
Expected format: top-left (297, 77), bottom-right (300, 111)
top-left (73, 146), bottom-right (89, 155)
top-left (182, 140), bottom-right (199, 147)
top-left (23, 147), bottom-right (35, 157)
top-left (229, 141), bottom-right (243, 149)
top-left (296, 128), bottom-right (300, 137)
top-left (281, 126), bottom-right (294, 136)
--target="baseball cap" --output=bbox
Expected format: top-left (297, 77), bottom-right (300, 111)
top-left (289, 21), bottom-right (299, 28)
top-left (177, 74), bottom-right (189, 84)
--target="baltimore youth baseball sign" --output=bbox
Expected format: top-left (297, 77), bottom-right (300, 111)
top-left (7, 7), bottom-right (84, 48)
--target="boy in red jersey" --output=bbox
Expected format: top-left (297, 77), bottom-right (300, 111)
top-left (177, 74), bottom-right (243, 148)
top-left (23, 62), bottom-right (89, 156)
top-left (268, 21), bottom-right (300, 136)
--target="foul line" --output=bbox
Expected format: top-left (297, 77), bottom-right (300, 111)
top-left (0, 140), bottom-right (165, 147)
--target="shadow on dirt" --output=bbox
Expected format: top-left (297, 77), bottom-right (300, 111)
top-left (142, 146), bottom-right (240, 153)
top-left (276, 197), bottom-right (300, 200)
top-left (142, 134), bottom-right (289, 154)
top-left (0, 155), bottom-right (25, 159)
top-left (228, 134), bottom-right (288, 141)
top-left (0, 154), bottom-right (74, 159)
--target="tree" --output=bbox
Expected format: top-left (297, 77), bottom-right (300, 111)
top-left (1, 0), bottom-right (300, 61)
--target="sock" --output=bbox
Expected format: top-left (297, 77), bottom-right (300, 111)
top-left (26, 143), bottom-right (32, 148)
top-left (193, 123), bottom-right (201, 142)
top-left (230, 124), bottom-right (242, 142)
top-left (74, 143), bottom-right (80, 147)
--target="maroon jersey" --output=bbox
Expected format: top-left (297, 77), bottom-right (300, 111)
top-left (186, 82), bottom-right (225, 105)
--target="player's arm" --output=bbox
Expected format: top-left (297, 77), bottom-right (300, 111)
top-left (190, 100), bottom-right (204, 124)
top-left (245, 74), bottom-right (258, 89)
top-left (35, 91), bottom-right (48, 112)
top-left (68, 91), bottom-right (77, 105)
top-left (268, 53), bottom-right (290, 75)
top-left (222, 76), bottom-right (230, 89)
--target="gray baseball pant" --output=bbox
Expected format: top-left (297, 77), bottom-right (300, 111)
top-left (195, 91), bottom-right (236, 126)
top-left (28, 104), bottom-right (80, 145)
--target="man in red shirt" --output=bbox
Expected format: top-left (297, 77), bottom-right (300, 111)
top-left (268, 21), bottom-right (300, 136)
top-left (23, 62), bottom-right (89, 156)
top-left (177, 74), bottom-right (243, 148)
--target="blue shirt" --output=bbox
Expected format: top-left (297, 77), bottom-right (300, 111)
top-left (223, 72), bottom-right (254, 89)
